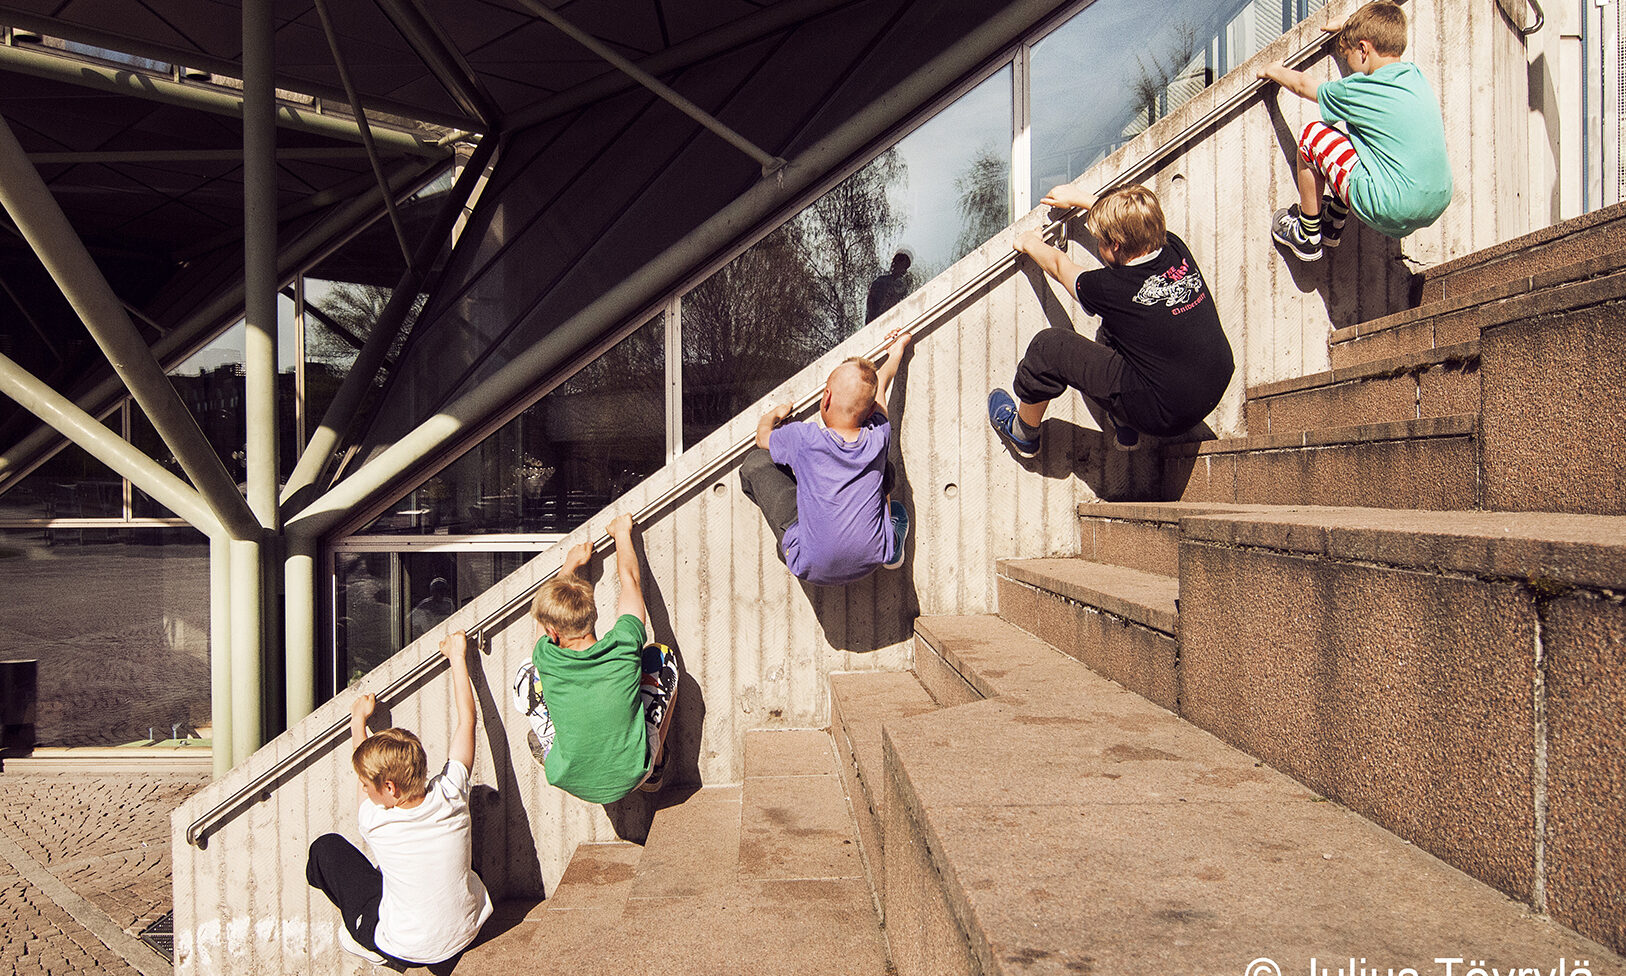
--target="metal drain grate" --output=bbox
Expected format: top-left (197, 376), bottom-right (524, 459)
top-left (138, 910), bottom-right (173, 959)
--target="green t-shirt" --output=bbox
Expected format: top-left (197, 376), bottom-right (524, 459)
top-left (531, 614), bottom-right (648, 803)
top-left (1317, 61), bottom-right (1453, 238)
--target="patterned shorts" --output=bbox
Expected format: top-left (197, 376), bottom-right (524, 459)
top-left (1298, 120), bottom-right (1358, 205)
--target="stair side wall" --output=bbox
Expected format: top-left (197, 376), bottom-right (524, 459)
top-left (1176, 531), bottom-right (1626, 955)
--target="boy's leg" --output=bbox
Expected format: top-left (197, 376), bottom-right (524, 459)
top-left (306, 833), bottom-right (390, 962)
top-left (1014, 327), bottom-right (1134, 437)
top-left (510, 661), bottom-right (555, 764)
top-left (739, 448), bottom-right (799, 560)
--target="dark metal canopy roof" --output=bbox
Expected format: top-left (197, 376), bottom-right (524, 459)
top-left (0, 0), bottom-right (1061, 496)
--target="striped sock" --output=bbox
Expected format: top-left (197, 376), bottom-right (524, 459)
top-left (1298, 209), bottom-right (1322, 238)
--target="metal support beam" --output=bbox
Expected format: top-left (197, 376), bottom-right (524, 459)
top-left (25, 148), bottom-right (375, 165)
top-left (513, 0), bottom-right (787, 176)
top-left (0, 158), bottom-right (441, 496)
top-left (0, 112), bottom-right (264, 541)
top-left (375, 0), bottom-right (497, 128)
top-left (283, 532), bottom-right (317, 724)
top-left (314, 0), bottom-right (414, 266)
top-left (281, 134), bottom-right (496, 510)
top-left (209, 534), bottom-right (232, 777)
top-left (507, 0), bottom-right (864, 132)
top-left (284, 0), bottom-right (1067, 545)
top-left (229, 538), bottom-right (263, 763)
top-left (243, 0), bottom-right (280, 531)
top-left (0, 4), bottom-right (483, 134)
top-left (0, 42), bottom-right (449, 159)
top-left (0, 349), bottom-right (222, 534)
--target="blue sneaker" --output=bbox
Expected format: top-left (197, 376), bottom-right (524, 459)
top-left (988, 389), bottom-right (1039, 458)
top-left (883, 499), bottom-right (909, 570)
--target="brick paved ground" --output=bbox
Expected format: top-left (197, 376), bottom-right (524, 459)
top-left (0, 861), bottom-right (145, 976)
top-left (0, 770), bottom-right (209, 974)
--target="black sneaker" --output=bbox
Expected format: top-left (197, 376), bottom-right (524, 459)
top-left (883, 499), bottom-right (909, 570)
top-left (1271, 206), bottom-right (1322, 262)
top-left (1321, 195), bottom-right (1347, 249)
top-left (988, 389), bottom-right (1039, 458)
top-left (1112, 422), bottom-right (1142, 452)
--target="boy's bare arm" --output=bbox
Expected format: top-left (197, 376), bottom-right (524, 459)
top-left (350, 694), bottom-right (374, 805)
top-left (873, 326), bottom-right (911, 407)
top-left (1256, 61), bottom-right (1319, 101)
top-left (561, 540), bottom-right (593, 578)
top-left (441, 631), bottom-right (477, 771)
top-left (607, 515), bottom-right (647, 628)
top-left (1039, 184), bottom-right (1097, 211)
top-left (350, 694), bottom-right (375, 750)
top-left (1014, 229), bottom-right (1089, 292)
top-left (756, 402), bottom-right (793, 450)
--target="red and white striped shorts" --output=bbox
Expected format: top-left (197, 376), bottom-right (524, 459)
top-left (1298, 120), bottom-right (1359, 204)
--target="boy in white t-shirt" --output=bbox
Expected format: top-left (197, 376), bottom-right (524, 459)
top-left (306, 631), bottom-right (494, 967)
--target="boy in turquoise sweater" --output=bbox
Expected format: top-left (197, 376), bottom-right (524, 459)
top-left (1258, 1), bottom-right (1453, 261)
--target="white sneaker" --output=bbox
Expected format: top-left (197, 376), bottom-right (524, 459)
top-left (337, 924), bottom-right (386, 965)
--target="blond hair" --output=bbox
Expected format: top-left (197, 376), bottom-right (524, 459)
top-left (1337, 2), bottom-right (1407, 57)
top-left (531, 573), bottom-right (597, 638)
top-left (353, 727), bottom-right (427, 800)
top-left (1084, 185), bottom-right (1166, 261)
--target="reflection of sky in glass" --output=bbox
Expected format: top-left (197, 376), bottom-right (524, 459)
top-left (887, 65), bottom-right (1012, 274)
top-left (170, 293), bottom-right (299, 375)
top-left (1031, 0), bottom-right (1254, 201)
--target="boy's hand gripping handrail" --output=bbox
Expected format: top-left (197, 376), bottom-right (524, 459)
top-left (185, 25), bottom-right (1336, 849)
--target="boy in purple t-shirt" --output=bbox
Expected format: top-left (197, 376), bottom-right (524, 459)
top-left (741, 328), bottom-right (911, 586)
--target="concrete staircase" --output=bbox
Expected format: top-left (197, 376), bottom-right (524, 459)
top-left (442, 729), bottom-right (885, 975)
top-left (825, 207), bottom-right (1626, 973)
top-left (1165, 204), bottom-right (1626, 514)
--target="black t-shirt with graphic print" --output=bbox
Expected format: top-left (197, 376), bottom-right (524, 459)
top-left (1072, 232), bottom-right (1234, 436)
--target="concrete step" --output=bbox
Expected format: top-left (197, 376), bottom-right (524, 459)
top-left (1420, 199), bottom-right (1626, 303)
top-left (882, 613), bottom-right (1621, 976)
top-left (995, 557), bottom-right (1179, 711)
top-left (828, 671), bottom-right (938, 907)
top-left (1247, 340), bottom-right (1479, 436)
top-left (1076, 501), bottom-right (1314, 577)
top-left (1330, 249), bottom-right (1626, 370)
top-left (1162, 415), bottom-right (1478, 510)
top-left (450, 733), bottom-right (886, 975)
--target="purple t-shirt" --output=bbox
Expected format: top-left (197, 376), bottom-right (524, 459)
top-left (769, 413), bottom-right (893, 585)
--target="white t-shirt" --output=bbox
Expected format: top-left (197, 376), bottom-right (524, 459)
top-left (358, 760), bottom-right (494, 963)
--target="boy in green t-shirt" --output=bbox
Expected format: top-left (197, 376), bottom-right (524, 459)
top-left (1257, 1), bottom-right (1453, 261)
top-left (509, 514), bottom-right (677, 803)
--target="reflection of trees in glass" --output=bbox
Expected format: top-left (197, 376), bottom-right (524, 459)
top-left (682, 149), bottom-right (907, 444)
top-left (1130, 22), bottom-right (1204, 129)
top-left (953, 145), bottom-right (1011, 258)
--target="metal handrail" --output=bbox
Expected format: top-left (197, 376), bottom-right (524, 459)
top-left (185, 25), bottom-right (1335, 849)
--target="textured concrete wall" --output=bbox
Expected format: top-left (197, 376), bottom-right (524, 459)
top-left (1542, 592), bottom-right (1626, 954)
top-left (1176, 509), bottom-right (1626, 954)
top-left (1481, 299), bottom-right (1626, 514)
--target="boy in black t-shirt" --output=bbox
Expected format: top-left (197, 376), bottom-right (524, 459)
top-left (990, 183), bottom-right (1233, 454)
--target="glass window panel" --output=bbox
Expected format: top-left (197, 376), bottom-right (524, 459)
top-left (1031, 0), bottom-right (1259, 204)
top-left (0, 526), bottom-right (210, 745)
top-left (170, 320), bottom-right (246, 486)
top-left (358, 313), bottom-right (664, 536)
top-left (335, 552), bottom-right (399, 686)
top-left (682, 67), bottom-right (1012, 446)
top-left (334, 549), bottom-right (525, 689)
top-left (0, 439), bottom-right (123, 521)
top-left (129, 404), bottom-right (183, 520)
